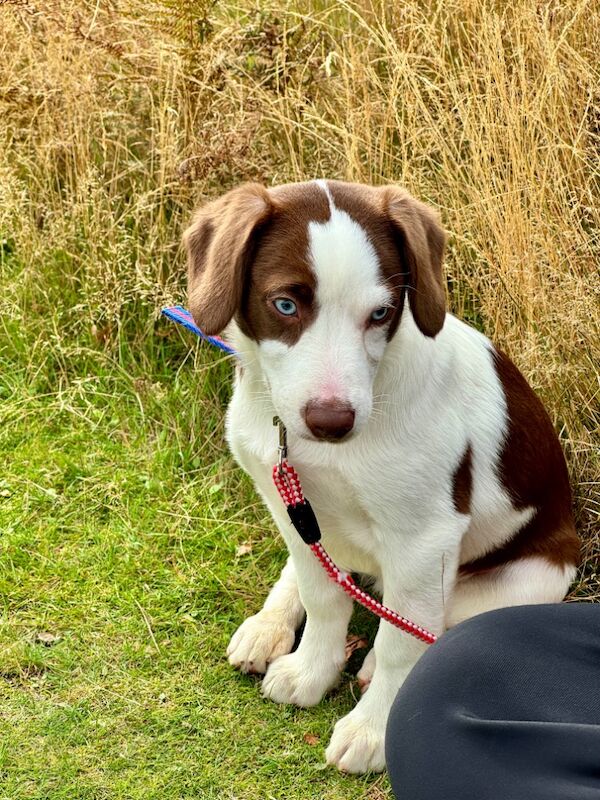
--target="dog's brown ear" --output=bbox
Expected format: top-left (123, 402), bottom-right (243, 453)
top-left (381, 187), bottom-right (447, 337)
top-left (183, 183), bottom-right (274, 335)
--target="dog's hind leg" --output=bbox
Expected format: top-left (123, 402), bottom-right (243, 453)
top-left (357, 647), bottom-right (376, 693)
top-left (227, 557), bottom-right (305, 674)
top-left (445, 555), bottom-right (577, 629)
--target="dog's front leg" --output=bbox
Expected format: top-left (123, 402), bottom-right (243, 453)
top-left (325, 612), bottom-right (431, 773)
top-left (227, 556), bottom-right (305, 674)
top-left (261, 513), bottom-right (354, 707)
top-left (325, 522), bottom-right (465, 773)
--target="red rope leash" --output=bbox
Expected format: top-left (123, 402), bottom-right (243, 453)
top-left (160, 309), bottom-right (437, 646)
top-left (272, 459), bottom-right (437, 646)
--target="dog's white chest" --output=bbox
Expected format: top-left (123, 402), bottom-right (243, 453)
top-left (290, 465), bottom-right (382, 578)
top-left (227, 401), bottom-right (384, 579)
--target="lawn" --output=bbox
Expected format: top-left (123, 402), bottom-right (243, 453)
top-left (0, 312), bottom-right (385, 799)
top-left (1, 1), bottom-right (598, 798)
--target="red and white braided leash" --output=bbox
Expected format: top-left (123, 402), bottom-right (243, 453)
top-left (272, 457), bottom-right (437, 646)
top-left (160, 308), bottom-right (437, 645)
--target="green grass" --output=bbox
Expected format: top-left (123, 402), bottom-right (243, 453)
top-left (1, 0), bottom-right (598, 795)
top-left (0, 284), bottom-right (387, 799)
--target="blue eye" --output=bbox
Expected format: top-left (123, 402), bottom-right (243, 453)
top-left (273, 298), bottom-right (298, 317)
top-left (370, 306), bottom-right (390, 323)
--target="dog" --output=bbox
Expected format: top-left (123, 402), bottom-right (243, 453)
top-left (184, 180), bottom-right (579, 774)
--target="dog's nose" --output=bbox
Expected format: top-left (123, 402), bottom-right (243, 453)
top-left (304, 400), bottom-right (355, 440)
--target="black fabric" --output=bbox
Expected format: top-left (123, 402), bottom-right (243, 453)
top-left (385, 603), bottom-right (600, 800)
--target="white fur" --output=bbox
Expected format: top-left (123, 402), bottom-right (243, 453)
top-left (245, 196), bottom-right (392, 440)
top-left (446, 557), bottom-right (577, 627)
top-left (356, 647), bottom-right (376, 691)
top-left (224, 183), bottom-right (573, 773)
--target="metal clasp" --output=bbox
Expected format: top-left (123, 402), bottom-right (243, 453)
top-left (273, 416), bottom-right (288, 475)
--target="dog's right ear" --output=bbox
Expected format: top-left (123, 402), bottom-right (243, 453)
top-left (380, 186), bottom-right (447, 338)
top-left (184, 183), bottom-right (273, 335)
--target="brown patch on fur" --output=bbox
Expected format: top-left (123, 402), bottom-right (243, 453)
top-left (184, 183), bottom-right (273, 335)
top-left (326, 181), bottom-right (447, 339)
top-left (452, 445), bottom-right (472, 515)
top-left (325, 182), bottom-right (407, 339)
top-left (460, 349), bottom-right (579, 574)
top-left (185, 179), bottom-right (446, 342)
top-left (184, 182), bottom-right (330, 342)
top-left (241, 183), bottom-right (330, 345)
top-left (384, 186), bottom-right (447, 338)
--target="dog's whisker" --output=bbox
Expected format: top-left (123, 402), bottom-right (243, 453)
top-left (385, 271), bottom-right (410, 284)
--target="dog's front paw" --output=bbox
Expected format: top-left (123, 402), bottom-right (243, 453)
top-left (325, 710), bottom-right (386, 774)
top-left (262, 651), bottom-right (340, 707)
top-left (227, 612), bottom-right (296, 675)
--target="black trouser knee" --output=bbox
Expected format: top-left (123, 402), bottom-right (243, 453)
top-left (385, 603), bottom-right (600, 800)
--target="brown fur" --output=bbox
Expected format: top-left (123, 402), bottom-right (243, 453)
top-left (461, 349), bottom-right (580, 573)
top-left (383, 186), bottom-right (447, 338)
top-left (241, 183), bottom-right (330, 344)
top-left (185, 180), bottom-right (447, 342)
top-left (452, 445), bottom-right (473, 515)
top-left (185, 182), bottom-right (330, 343)
top-left (184, 183), bottom-right (274, 336)
top-left (326, 182), bottom-right (447, 339)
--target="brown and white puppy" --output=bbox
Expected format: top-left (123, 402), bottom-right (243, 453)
top-left (185, 180), bottom-right (579, 774)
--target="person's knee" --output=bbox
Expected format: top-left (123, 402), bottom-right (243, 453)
top-left (385, 604), bottom-right (592, 799)
top-left (385, 606), bottom-right (550, 778)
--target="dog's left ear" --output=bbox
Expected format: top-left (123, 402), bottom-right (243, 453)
top-left (381, 187), bottom-right (447, 338)
top-left (183, 183), bottom-right (274, 335)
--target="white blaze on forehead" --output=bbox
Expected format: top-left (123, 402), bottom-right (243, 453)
top-left (309, 181), bottom-right (390, 312)
top-left (250, 181), bottom-right (394, 438)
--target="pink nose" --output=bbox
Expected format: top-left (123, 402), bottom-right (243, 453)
top-left (304, 400), bottom-right (355, 441)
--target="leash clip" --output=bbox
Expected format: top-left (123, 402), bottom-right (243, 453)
top-left (273, 416), bottom-right (288, 475)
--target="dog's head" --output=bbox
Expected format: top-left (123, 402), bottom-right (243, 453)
top-left (184, 180), bottom-right (446, 442)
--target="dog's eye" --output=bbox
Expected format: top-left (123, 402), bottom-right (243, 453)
top-left (370, 306), bottom-right (390, 323)
top-left (273, 297), bottom-right (298, 317)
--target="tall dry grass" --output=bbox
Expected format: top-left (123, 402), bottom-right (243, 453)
top-left (1, 0), bottom-right (598, 583)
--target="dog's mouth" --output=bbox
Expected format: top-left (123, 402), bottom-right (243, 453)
top-left (299, 428), bottom-right (356, 444)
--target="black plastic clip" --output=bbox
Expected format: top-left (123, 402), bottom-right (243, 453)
top-left (287, 499), bottom-right (321, 544)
